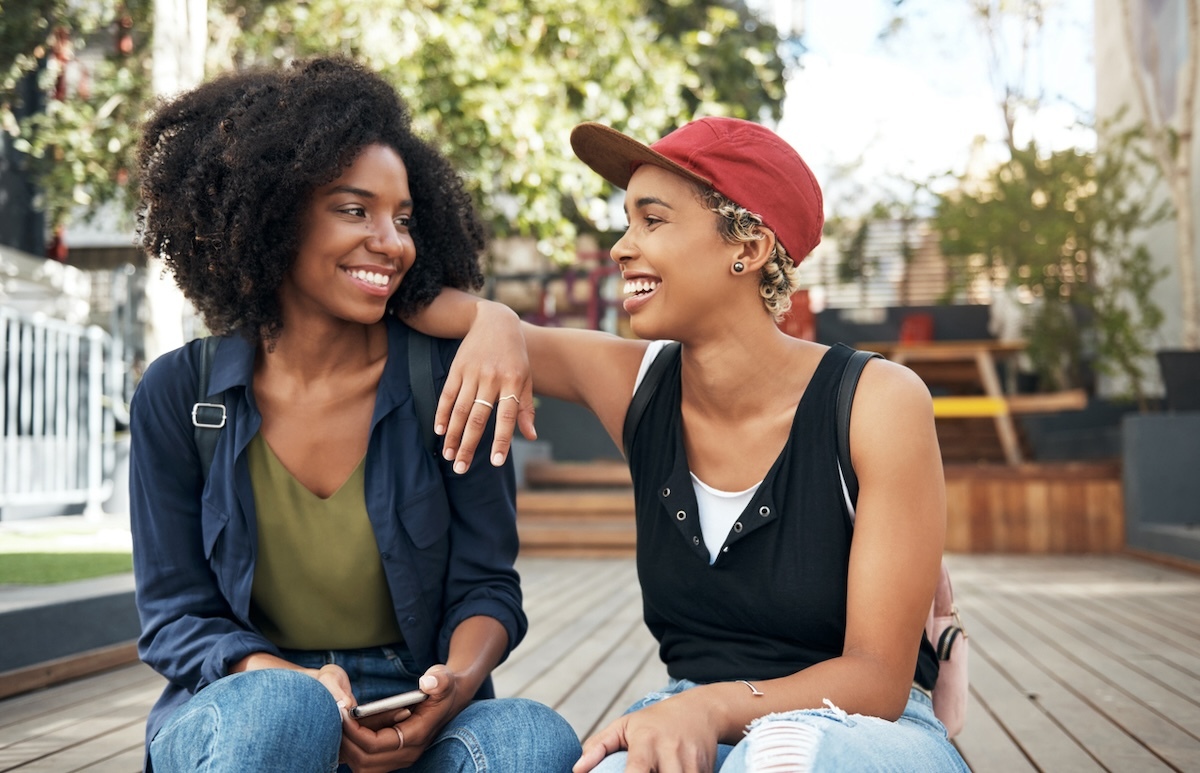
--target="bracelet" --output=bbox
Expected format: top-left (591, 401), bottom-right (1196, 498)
top-left (739, 680), bottom-right (764, 697)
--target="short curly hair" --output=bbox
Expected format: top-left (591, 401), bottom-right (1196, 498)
top-left (137, 57), bottom-right (486, 341)
top-left (698, 189), bottom-right (799, 321)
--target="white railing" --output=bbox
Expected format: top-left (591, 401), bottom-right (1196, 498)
top-left (1, 307), bottom-right (118, 518)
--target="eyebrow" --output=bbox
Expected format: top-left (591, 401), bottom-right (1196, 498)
top-left (327, 184), bottom-right (413, 208)
top-left (632, 196), bottom-right (673, 210)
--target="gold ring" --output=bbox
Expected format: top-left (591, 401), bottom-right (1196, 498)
top-left (472, 398), bottom-right (494, 409)
top-left (394, 726), bottom-right (404, 749)
top-left (498, 394), bottom-right (520, 405)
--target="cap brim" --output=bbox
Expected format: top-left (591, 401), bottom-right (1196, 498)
top-left (570, 122), bottom-right (713, 191)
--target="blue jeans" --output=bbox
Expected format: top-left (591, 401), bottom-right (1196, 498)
top-left (148, 645), bottom-right (581, 772)
top-left (591, 680), bottom-right (969, 773)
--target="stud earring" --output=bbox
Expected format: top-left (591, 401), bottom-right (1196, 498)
top-left (733, 261), bottom-right (745, 273)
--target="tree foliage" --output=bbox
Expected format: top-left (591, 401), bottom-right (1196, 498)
top-left (1, 0), bottom-right (150, 228)
top-left (2, 0), bottom-right (786, 263)
top-left (934, 127), bottom-right (1169, 403)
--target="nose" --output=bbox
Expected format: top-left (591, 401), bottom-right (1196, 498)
top-left (366, 218), bottom-right (408, 259)
top-left (609, 229), bottom-right (636, 265)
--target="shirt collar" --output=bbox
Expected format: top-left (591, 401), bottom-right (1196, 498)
top-left (206, 316), bottom-right (420, 418)
top-left (207, 332), bottom-right (256, 394)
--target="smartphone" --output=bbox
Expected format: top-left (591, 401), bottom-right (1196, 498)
top-left (350, 689), bottom-right (428, 719)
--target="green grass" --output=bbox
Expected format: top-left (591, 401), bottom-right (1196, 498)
top-left (0, 552), bottom-right (134, 585)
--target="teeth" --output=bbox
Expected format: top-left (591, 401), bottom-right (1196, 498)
top-left (348, 269), bottom-right (390, 287)
top-left (624, 279), bottom-right (660, 296)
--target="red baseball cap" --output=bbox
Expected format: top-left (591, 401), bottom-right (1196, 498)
top-left (570, 117), bottom-right (824, 260)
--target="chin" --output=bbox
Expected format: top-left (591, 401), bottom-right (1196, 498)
top-left (628, 314), bottom-right (676, 343)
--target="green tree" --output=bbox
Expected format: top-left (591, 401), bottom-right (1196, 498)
top-left (1, 0), bottom-right (149, 229)
top-left (934, 128), bottom-right (1169, 403)
top-left (3, 0), bottom-right (786, 263)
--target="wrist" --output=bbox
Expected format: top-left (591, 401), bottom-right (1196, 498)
top-left (692, 682), bottom-right (754, 743)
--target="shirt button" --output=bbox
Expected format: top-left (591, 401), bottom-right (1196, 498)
top-left (723, 547), bottom-right (729, 553)
top-left (733, 522), bottom-right (743, 532)
top-left (759, 506), bottom-right (770, 517)
top-left (693, 536), bottom-right (700, 545)
top-left (381, 552), bottom-right (391, 560)
top-left (662, 487), bottom-right (671, 497)
top-left (406, 616), bottom-right (417, 625)
top-left (676, 510), bottom-right (687, 520)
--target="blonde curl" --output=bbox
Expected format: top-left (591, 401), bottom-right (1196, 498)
top-left (700, 189), bottom-right (799, 321)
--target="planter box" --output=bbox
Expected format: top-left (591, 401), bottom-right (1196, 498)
top-left (1157, 350), bottom-right (1200, 411)
top-left (944, 462), bottom-right (1123, 553)
top-left (1122, 413), bottom-right (1200, 564)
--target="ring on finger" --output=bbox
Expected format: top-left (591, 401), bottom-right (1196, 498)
top-left (394, 726), bottom-right (404, 749)
top-left (472, 398), bottom-right (494, 409)
top-left (498, 394), bottom-right (520, 405)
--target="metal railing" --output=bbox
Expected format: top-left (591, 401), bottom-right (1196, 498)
top-left (1, 307), bottom-right (121, 518)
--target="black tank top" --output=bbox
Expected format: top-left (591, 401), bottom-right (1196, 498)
top-left (627, 343), bottom-right (939, 690)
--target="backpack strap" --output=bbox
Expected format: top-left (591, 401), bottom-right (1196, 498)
top-left (406, 326), bottom-right (440, 457)
top-left (190, 328), bottom-right (441, 480)
top-left (622, 342), bottom-right (682, 459)
top-left (835, 348), bottom-right (882, 507)
top-left (192, 336), bottom-right (227, 481)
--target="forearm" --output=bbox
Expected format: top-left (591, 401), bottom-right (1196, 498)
top-left (231, 651), bottom-right (309, 674)
top-left (444, 615), bottom-right (509, 704)
top-left (699, 653), bottom-right (914, 744)
top-left (403, 288), bottom-right (515, 339)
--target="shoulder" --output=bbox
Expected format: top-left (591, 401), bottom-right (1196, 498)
top-left (133, 340), bottom-right (204, 407)
top-left (851, 356), bottom-right (934, 437)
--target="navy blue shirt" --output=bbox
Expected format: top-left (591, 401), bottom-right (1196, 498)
top-left (129, 316), bottom-right (524, 749)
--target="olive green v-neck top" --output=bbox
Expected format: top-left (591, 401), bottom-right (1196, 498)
top-left (246, 433), bottom-right (404, 650)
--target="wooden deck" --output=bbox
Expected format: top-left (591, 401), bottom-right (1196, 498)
top-left (1, 554), bottom-right (1199, 771)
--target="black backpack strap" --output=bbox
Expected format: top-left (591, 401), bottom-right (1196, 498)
top-left (835, 348), bottom-right (883, 507)
top-left (407, 326), bottom-right (439, 457)
top-left (193, 336), bottom-right (227, 480)
top-left (622, 342), bottom-right (681, 459)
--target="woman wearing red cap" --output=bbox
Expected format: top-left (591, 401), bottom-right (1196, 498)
top-left (407, 117), bottom-right (968, 772)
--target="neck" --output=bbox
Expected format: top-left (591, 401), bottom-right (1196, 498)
top-left (258, 314), bottom-right (387, 383)
top-left (679, 321), bottom-right (800, 419)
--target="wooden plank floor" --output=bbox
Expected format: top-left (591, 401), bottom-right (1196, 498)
top-left (1, 554), bottom-right (1199, 771)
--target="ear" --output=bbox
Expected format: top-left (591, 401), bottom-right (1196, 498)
top-left (732, 226), bottom-right (777, 274)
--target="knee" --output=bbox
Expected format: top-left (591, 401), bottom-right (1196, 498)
top-left (152, 670), bottom-right (341, 771)
top-left (450, 697), bottom-right (581, 766)
top-left (509, 698), bottom-right (580, 750)
top-left (211, 670), bottom-right (341, 756)
top-left (742, 716), bottom-right (823, 773)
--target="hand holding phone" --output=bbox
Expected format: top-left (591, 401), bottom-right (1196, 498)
top-left (349, 689), bottom-right (428, 719)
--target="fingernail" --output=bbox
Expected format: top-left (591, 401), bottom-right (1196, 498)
top-left (336, 699), bottom-right (347, 709)
top-left (454, 460), bottom-right (467, 474)
top-left (435, 424), bottom-right (445, 435)
top-left (420, 675), bottom-right (437, 690)
top-left (492, 452), bottom-right (504, 466)
top-left (443, 447), bottom-right (455, 460)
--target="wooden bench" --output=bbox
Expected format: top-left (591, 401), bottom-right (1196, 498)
top-left (3, 554), bottom-right (1199, 771)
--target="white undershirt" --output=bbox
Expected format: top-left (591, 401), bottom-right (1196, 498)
top-left (632, 342), bottom-right (861, 563)
top-left (634, 342), bottom-right (762, 563)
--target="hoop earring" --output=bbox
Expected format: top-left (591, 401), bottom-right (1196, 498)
top-left (733, 261), bottom-right (745, 273)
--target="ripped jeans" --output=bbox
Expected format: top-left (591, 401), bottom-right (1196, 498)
top-left (590, 679), bottom-right (969, 773)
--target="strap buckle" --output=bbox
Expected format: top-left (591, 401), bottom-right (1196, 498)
top-left (192, 402), bottom-right (227, 429)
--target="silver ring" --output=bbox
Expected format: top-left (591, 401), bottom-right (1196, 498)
top-left (472, 398), bottom-right (494, 409)
top-left (498, 394), bottom-right (520, 405)
top-left (394, 726), bottom-right (404, 749)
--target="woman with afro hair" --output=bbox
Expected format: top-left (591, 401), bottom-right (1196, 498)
top-left (129, 57), bottom-right (580, 773)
